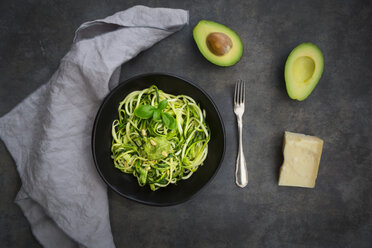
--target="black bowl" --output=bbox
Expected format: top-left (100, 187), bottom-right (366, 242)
top-left (92, 73), bottom-right (225, 206)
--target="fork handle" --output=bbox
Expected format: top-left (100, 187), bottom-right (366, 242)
top-left (235, 115), bottom-right (248, 187)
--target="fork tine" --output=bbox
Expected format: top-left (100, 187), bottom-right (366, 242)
top-left (239, 80), bottom-right (243, 104)
top-left (237, 80), bottom-right (240, 104)
top-left (234, 81), bottom-right (238, 104)
top-left (243, 81), bottom-right (245, 103)
top-left (237, 80), bottom-right (241, 104)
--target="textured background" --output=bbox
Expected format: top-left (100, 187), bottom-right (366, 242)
top-left (1, 0), bottom-right (371, 247)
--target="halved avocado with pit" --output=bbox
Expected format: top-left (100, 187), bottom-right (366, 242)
top-left (193, 20), bottom-right (243, 67)
top-left (284, 43), bottom-right (324, 101)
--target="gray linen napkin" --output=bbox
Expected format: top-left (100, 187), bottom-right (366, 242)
top-left (0, 5), bottom-right (188, 248)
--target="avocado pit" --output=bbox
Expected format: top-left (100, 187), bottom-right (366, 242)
top-left (206, 32), bottom-right (233, 56)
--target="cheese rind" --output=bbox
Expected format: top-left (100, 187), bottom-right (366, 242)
top-left (278, 131), bottom-right (324, 188)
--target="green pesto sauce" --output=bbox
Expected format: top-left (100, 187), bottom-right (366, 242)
top-left (143, 136), bottom-right (172, 160)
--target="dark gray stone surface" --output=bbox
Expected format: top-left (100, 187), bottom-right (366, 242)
top-left (1, 0), bottom-right (371, 247)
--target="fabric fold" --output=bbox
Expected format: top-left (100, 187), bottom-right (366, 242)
top-left (0, 5), bottom-right (188, 247)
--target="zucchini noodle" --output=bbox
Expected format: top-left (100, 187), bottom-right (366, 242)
top-left (111, 85), bottom-right (210, 191)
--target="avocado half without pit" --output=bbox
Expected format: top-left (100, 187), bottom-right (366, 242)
top-left (284, 43), bottom-right (324, 101)
top-left (193, 20), bottom-right (243, 67)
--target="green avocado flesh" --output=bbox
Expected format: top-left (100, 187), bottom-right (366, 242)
top-left (284, 43), bottom-right (324, 101)
top-left (193, 20), bottom-right (243, 67)
top-left (143, 136), bottom-right (171, 160)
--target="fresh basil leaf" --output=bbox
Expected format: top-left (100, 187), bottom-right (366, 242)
top-left (153, 109), bottom-right (161, 121)
top-left (168, 118), bottom-right (177, 130)
top-left (134, 105), bottom-right (155, 119)
top-left (162, 112), bottom-right (177, 130)
top-left (158, 100), bottom-right (168, 111)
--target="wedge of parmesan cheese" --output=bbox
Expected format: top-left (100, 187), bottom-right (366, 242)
top-left (278, 131), bottom-right (324, 188)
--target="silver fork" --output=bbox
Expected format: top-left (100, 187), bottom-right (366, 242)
top-left (234, 80), bottom-right (248, 188)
